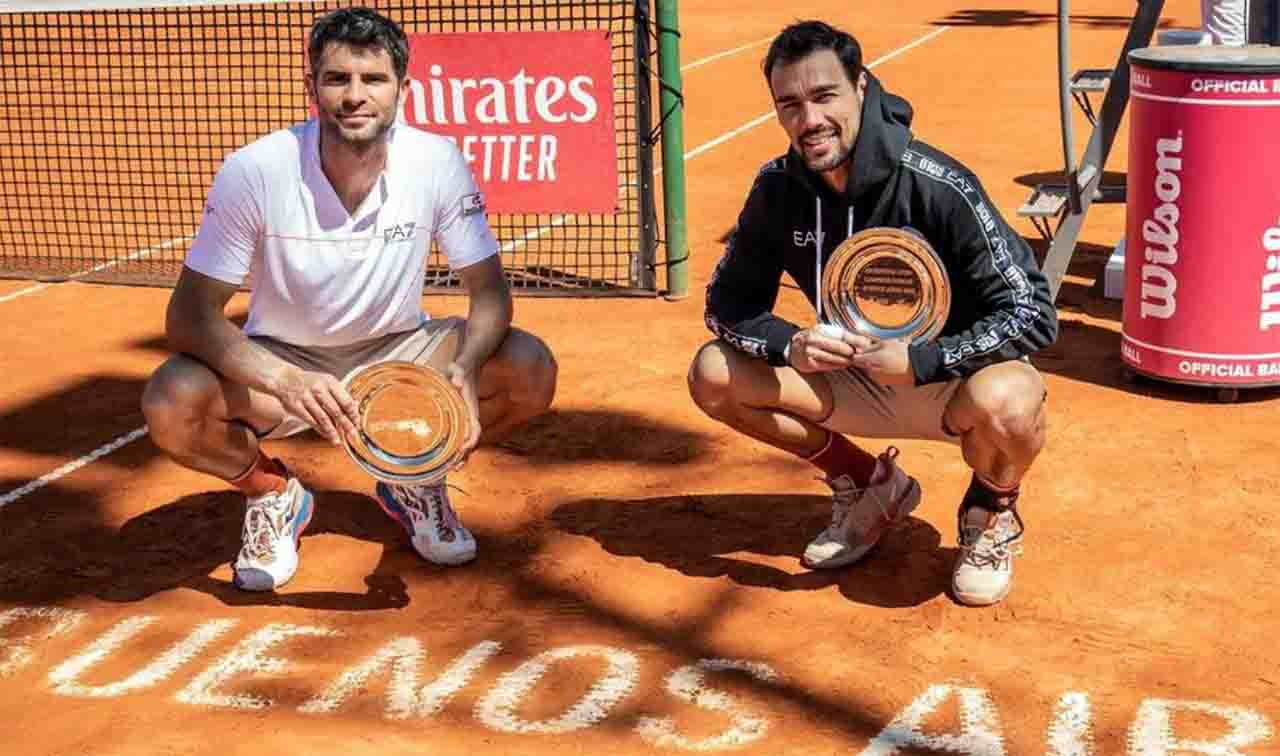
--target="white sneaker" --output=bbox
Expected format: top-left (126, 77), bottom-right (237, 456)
top-left (233, 477), bottom-right (314, 591)
top-left (952, 503), bottom-right (1024, 606)
top-left (802, 446), bottom-right (921, 569)
top-left (375, 481), bottom-right (477, 566)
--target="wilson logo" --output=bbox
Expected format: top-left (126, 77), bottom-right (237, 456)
top-left (1140, 133), bottom-right (1183, 320)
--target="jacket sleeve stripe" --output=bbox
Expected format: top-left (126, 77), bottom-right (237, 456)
top-left (900, 152), bottom-right (1044, 368)
top-left (704, 249), bottom-right (770, 359)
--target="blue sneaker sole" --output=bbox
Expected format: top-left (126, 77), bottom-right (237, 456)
top-left (374, 482), bottom-right (415, 536)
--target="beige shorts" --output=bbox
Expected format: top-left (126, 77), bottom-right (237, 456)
top-left (252, 317), bottom-right (463, 440)
top-left (820, 368), bottom-right (965, 445)
top-left (820, 357), bottom-right (1042, 444)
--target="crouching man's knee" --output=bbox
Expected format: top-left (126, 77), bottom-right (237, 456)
top-left (687, 340), bottom-right (739, 421)
top-left (141, 356), bottom-right (220, 455)
top-left (950, 361), bottom-right (1047, 445)
top-left (501, 329), bottom-right (558, 415)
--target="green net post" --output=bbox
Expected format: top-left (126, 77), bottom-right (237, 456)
top-left (655, 0), bottom-right (689, 300)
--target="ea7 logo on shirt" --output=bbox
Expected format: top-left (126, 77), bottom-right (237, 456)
top-left (384, 222), bottom-right (417, 243)
top-left (461, 192), bottom-right (485, 217)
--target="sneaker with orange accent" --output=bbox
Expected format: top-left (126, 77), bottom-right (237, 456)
top-left (375, 481), bottom-right (477, 566)
top-left (233, 477), bottom-right (314, 591)
top-left (802, 447), bottom-right (921, 569)
top-left (952, 502), bottom-right (1024, 606)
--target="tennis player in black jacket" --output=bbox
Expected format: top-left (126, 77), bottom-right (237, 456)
top-left (688, 21), bottom-right (1057, 606)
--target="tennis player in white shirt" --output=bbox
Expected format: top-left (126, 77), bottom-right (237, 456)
top-left (142, 7), bottom-right (557, 592)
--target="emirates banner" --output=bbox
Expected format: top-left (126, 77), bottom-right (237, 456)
top-left (403, 30), bottom-right (618, 214)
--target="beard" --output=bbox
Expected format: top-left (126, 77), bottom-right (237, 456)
top-left (802, 141), bottom-right (852, 174)
top-left (322, 111), bottom-right (394, 153)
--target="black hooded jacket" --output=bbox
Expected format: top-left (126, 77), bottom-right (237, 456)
top-left (705, 72), bottom-right (1058, 385)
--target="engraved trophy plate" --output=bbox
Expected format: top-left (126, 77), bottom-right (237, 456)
top-left (342, 361), bottom-right (474, 484)
top-left (820, 226), bottom-right (951, 344)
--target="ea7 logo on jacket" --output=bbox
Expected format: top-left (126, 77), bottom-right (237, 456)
top-left (384, 222), bottom-right (417, 243)
top-left (793, 230), bottom-right (823, 248)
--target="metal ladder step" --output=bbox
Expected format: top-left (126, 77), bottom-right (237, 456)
top-left (1018, 180), bottom-right (1127, 218)
top-left (1070, 68), bottom-right (1113, 92)
top-left (1069, 69), bottom-right (1114, 125)
top-left (1018, 180), bottom-right (1127, 244)
top-left (1018, 184), bottom-right (1068, 218)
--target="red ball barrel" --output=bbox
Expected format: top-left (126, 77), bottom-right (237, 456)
top-left (1122, 46), bottom-right (1280, 387)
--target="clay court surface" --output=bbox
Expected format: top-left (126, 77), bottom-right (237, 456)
top-left (2, 1), bottom-right (1278, 753)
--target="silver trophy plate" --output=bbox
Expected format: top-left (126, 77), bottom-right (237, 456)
top-left (342, 361), bottom-right (475, 484)
top-left (820, 226), bottom-right (951, 344)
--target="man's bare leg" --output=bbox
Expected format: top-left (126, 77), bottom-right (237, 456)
top-left (369, 323), bottom-right (558, 567)
top-left (142, 355), bottom-right (288, 483)
top-left (687, 340), bottom-right (918, 569)
top-left (942, 360), bottom-right (1048, 492)
top-left (423, 324), bottom-right (558, 446)
top-left (142, 355), bottom-right (310, 591)
top-left (941, 359), bottom-right (1048, 606)
top-left (687, 339), bottom-right (835, 455)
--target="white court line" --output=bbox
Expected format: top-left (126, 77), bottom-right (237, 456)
top-left (594, 29), bottom-right (955, 206)
top-left (0, 34), bottom-right (755, 300)
top-left (0, 27), bottom-right (952, 508)
top-left (0, 428), bottom-right (149, 509)
top-left (682, 25), bottom-right (951, 162)
top-left (499, 216), bottom-right (570, 253)
top-left (0, 234), bottom-right (193, 304)
top-left (501, 32), bottom-right (779, 249)
top-left (0, 283), bottom-right (50, 303)
top-left (681, 37), bottom-right (773, 72)
top-left (0, 236), bottom-right (190, 507)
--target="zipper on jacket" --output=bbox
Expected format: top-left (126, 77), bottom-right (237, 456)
top-left (814, 200), bottom-right (856, 326)
top-left (814, 196), bottom-right (824, 324)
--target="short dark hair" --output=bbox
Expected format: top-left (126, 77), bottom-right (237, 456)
top-left (763, 20), bottom-right (863, 90)
top-left (308, 7), bottom-right (409, 80)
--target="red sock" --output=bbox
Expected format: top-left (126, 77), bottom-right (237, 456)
top-left (965, 473), bottom-right (1020, 510)
top-left (229, 452), bottom-right (288, 497)
top-left (805, 432), bottom-right (879, 487)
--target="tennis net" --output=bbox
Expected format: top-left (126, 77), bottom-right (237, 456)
top-left (0, 0), bottom-right (658, 295)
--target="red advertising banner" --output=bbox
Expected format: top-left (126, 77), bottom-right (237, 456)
top-left (403, 30), bottom-right (618, 214)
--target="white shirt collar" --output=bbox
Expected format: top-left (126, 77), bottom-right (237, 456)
top-left (301, 118), bottom-right (395, 227)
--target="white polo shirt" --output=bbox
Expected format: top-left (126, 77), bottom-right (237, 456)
top-left (185, 119), bottom-right (498, 347)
